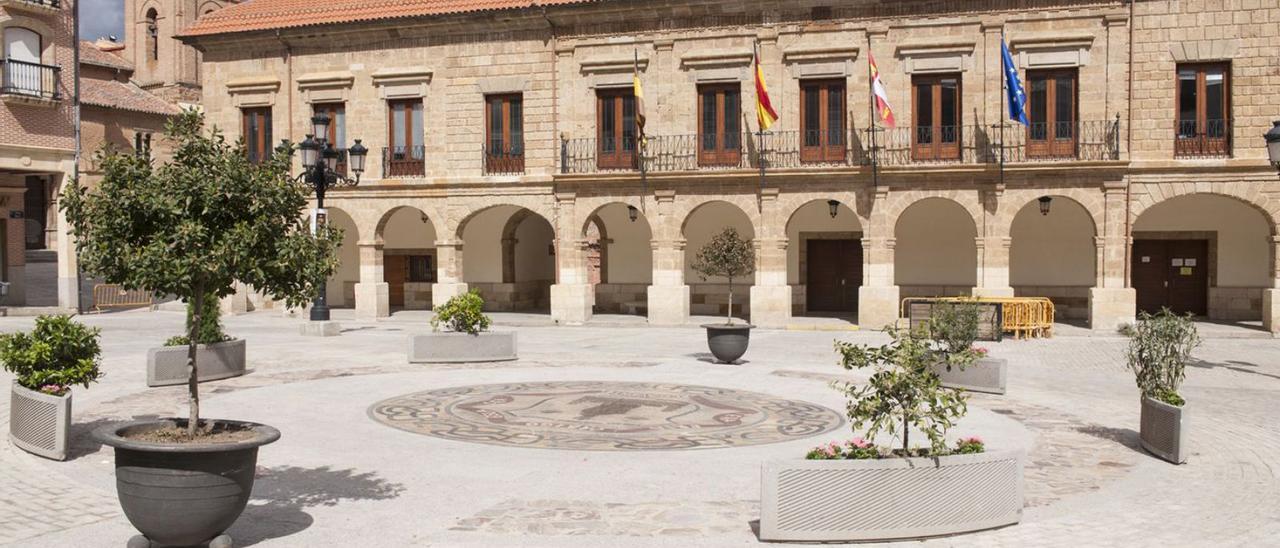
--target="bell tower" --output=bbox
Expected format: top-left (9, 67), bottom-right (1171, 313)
top-left (123, 0), bottom-right (237, 107)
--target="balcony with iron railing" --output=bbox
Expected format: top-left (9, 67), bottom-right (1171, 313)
top-left (559, 117), bottom-right (1122, 175)
top-left (1, 59), bottom-right (61, 103)
top-left (483, 145), bottom-right (525, 175)
top-left (0, 0), bottom-right (61, 13)
top-left (382, 145), bottom-right (425, 177)
top-left (1174, 119), bottom-right (1231, 159)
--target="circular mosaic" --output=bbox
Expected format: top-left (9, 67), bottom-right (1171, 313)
top-left (369, 381), bottom-right (844, 451)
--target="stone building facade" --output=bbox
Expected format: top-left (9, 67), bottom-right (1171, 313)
top-left (180, 0), bottom-right (1280, 332)
top-left (79, 38), bottom-right (180, 185)
top-left (124, 0), bottom-right (236, 105)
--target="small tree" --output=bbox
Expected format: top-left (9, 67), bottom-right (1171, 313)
top-left (61, 110), bottom-right (342, 437)
top-left (690, 227), bottom-right (755, 325)
top-left (1126, 308), bottom-right (1200, 406)
top-left (431, 290), bottom-right (492, 335)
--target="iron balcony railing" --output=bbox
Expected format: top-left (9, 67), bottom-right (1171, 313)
top-left (382, 145), bottom-right (425, 177)
top-left (560, 117), bottom-right (1122, 174)
top-left (1, 59), bottom-right (61, 100)
top-left (20, 0), bottom-right (61, 7)
top-left (483, 147), bottom-right (525, 175)
top-left (1174, 118), bottom-right (1231, 158)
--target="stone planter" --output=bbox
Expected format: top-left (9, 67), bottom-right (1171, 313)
top-left (95, 419), bottom-right (280, 548)
top-left (9, 381), bottom-right (71, 461)
top-left (1139, 396), bottom-right (1187, 464)
top-left (932, 357), bottom-right (1007, 395)
top-left (760, 450), bottom-right (1024, 542)
top-left (703, 323), bottom-right (753, 363)
top-left (408, 331), bottom-right (517, 363)
top-left (146, 339), bottom-right (247, 387)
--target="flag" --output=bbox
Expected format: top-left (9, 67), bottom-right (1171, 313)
top-left (754, 47), bottom-right (779, 131)
top-left (1001, 37), bottom-right (1029, 125)
top-left (633, 50), bottom-right (646, 145)
top-left (868, 52), bottom-right (896, 128)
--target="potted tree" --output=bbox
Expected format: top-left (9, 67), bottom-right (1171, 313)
top-left (147, 293), bottom-right (247, 387)
top-left (759, 323), bottom-right (1024, 542)
top-left (691, 227), bottom-right (755, 363)
top-left (1126, 308), bottom-right (1200, 464)
top-left (927, 301), bottom-right (1006, 394)
top-left (2, 315), bottom-right (103, 461)
top-left (409, 290), bottom-right (516, 363)
top-left (61, 110), bottom-right (342, 548)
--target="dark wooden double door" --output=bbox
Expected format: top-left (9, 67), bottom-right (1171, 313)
top-left (1131, 240), bottom-right (1208, 316)
top-left (806, 239), bottom-right (862, 313)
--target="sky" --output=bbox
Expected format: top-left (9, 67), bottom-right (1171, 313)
top-left (81, 0), bottom-right (127, 42)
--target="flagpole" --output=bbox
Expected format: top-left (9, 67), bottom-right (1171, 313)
top-left (635, 48), bottom-right (647, 214)
top-left (867, 33), bottom-right (879, 188)
top-left (995, 31), bottom-right (1006, 188)
top-left (755, 41), bottom-right (766, 212)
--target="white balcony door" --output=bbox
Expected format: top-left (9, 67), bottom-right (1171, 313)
top-left (5, 28), bottom-right (42, 95)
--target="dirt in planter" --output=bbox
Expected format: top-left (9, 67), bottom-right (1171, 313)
top-left (124, 421), bottom-right (259, 445)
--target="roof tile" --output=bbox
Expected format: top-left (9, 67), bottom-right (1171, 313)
top-left (81, 78), bottom-right (182, 116)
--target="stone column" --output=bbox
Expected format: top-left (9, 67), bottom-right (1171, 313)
top-left (432, 239), bottom-right (468, 308)
top-left (858, 188), bottom-right (899, 329)
top-left (353, 242), bottom-right (389, 320)
top-left (750, 238), bottom-right (791, 327)
top-left (973, 236), bottom-right (1015, 297)
top-left (551, 237), bottom-right (593, 325)
top-left (1089, 181), bottom-right (1136, 331)
top-left (648, 239), bottom-right (690, 325)
top-left (53, 176), bottom-right (77, 310)
top-left (1262, 235), bottom-right (1280, 334)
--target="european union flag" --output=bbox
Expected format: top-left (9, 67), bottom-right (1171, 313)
top-left (1001, 38), bottom-right (1029, 125)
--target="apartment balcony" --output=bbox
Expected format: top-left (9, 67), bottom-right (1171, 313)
top-left (1, 59), bottom-right (61, 106)
top-left (0, 0), bottom-right (61, 14)
top-left (559, 118), bottom-right (1122, 175)
top-left (382, 145), bottom-right (425, 178)
top-left (1173, 119), bottom-right (1231, 159)
top-left (482, 147), bottom-right (525, 175)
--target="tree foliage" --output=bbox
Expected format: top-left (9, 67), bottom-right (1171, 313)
top-left (431, 290), bottom-right (492, 335)
top-left (0, 315), bottom-right (102, 395)
top-left (61, 109), bottom-right (342, 436)
top-left (690, 227), bottom-right (755, 324)
top-left (1125, 308), bottom-right (1200, 406)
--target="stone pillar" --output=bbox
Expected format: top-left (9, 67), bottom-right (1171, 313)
top-left (750, 238), bottom-right (791, 328)
top-left (973, 236), bottom-right (1015, 297)
top-left (551, 238), bottom-right (593, 325)
top-left (353, 242), bottom-right (389, 320)
top-left (858, 236), bottom-right (899, 329)
top-left (648, 239), bottom-right (689, 325)
top-left (1262, 236), bottom-right (1280, 334)
top-left (221, 282), bottom-right (252, 315)
top-left (1089, 181), bottom-right (1136, 331)
top-left (432, 239), bottom-right (468, 308)
top-left (53, 177), bottom-right (78, 310)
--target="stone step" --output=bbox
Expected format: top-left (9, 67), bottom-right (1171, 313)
top-left (24, 249), bottom-right (56, 263)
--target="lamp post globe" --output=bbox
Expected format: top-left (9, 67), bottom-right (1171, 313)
top-left (1264, 120), bottom-right (1280, 170)
top-left (348, 139), bottom-right (368, 174)
top-left (311, 113), bottom-right (331, 142)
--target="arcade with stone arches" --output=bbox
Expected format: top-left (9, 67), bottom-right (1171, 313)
top-left (290, 180), bottom-right (1279, 333)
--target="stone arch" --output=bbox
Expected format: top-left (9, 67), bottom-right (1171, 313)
top-left (1131, 185), bottom-right (1279, 236)
top-left (778, 192), bottom-right (869, 234)
top-left (374, 205), bottom-right (438, 243)
top-left (678, 198), bottom-right (758, 240)
top-left (577, 201), bottom-right (654, 314)
top-left (995, 188), bottom-right (1103, 239)
top-left (324, 207), bottom-right (360, 308)
top-left (883, 191), bottom-right (983, 236)
top-left (459, 204), bottom-right (556, 311)
top-left (680, 199), bottom-right (756, 319)
top-left (784, 197), bottom-right (865, 316)
top-left (453, 198), bottom-right (556, 241)
top-left (894, 197), bottom-right (979, 296)
top-left (1008, 195), bottom-right (1099, 320)
top-left (577, 198), bottom-right (649, 238)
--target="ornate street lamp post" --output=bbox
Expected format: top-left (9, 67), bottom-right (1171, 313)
top-left (1264, 120), bottom-right (1280, 171)
top-left (292, 113), bottom-right (368, 322)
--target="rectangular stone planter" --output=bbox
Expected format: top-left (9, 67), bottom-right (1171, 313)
top-left (760, 450), bottom-right (1024, 542)
top-left (932, 357), bottom-right (1007, 395)
top-left (1140, 396), bottom-right (1187, 464)
top-left (9, 381), bottom-right (71, 461)
top-left (146, 339), bottom-right (247, 387)
top-left (408, 331), bottom-right (517, 363)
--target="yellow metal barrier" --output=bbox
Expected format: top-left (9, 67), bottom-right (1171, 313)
top-left (92, 284), bottom-right (154, 312)
top-left (901, 296), bottom-right (1055, 339)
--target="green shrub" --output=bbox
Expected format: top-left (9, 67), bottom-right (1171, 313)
top-left (165, 293), bottom-right (231, 346)
top-left (954, 436), bottom-right (985, 455)
top-left (927, 302), bottom-right (984, 371)
top-left (0, 315), bottom-right (103, 396)
top-left (1125, 309), bottom-right (1199, 407)
top-left (431, 290), bottom-right (491, 335)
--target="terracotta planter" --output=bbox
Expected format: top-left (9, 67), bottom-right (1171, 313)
top-left (9, 381), bottom-right (71, 460)
top-left (408, 331), bottom-right (517, 363)
top-left (95, 419), bottom-right (280, 547)
top-left (760, 450), bottom-right (1024, 542)
top-left (1140, 396), bottom-right (1187, 464)
top-left (702, 323), bottom-right (753, 363)
top-left (146, 339), bottom-right (247, 387)
top-left (932, 357), bottom-right (1007, 395)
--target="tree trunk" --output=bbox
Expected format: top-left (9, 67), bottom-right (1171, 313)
top-left (186, 285), bottom-right (203, 438)
top-left (726, 277), bottom-right (733, 325)
top-left (902, 413), bottom-right (909, 454)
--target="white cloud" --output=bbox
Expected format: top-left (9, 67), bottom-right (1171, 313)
top-left (80, 0), bottom-right (126, 42)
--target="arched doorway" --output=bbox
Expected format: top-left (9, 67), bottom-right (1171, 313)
top-left (895, 198), bottom-right (977, 298)
top-left (582, 202), bottom-right (652, 316)
top-left (1131, 194), bottom-right (1273, 319)
top-left (460, 205), bottom-right (555, 312)
top-left (786, 199), bottom-right (861, 318)
top-left (682, 201), bottom-right (755, 321)
top-left (1009, 195), bottom-right (1097, 322)
top-left (377, 206), bottom-right (437, 310)
top-left (325, 207), bottom-right (359, 308)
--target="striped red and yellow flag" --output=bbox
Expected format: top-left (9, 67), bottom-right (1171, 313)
top-left (754, 51), bottom-right (779, 131)
top-left (869, 52), bottom-right (896, 128)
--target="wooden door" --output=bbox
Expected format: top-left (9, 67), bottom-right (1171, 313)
top-left (385, 255), bottom-right (407, 307)
top-left (1131, 240), bottom-right (1208, 316)
top-left (806, 239), bottom-right (862, 313)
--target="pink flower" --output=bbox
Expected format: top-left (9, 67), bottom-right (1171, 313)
top-left (972, 346), bottom-right (989, 356)
top-left (846, 437), bottom-right (871, 449)
top-left (961, 436), bottom-right (983, 444)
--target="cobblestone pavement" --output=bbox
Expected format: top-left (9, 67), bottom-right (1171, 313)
top-left (0, 309), bottom-right (1278, 547)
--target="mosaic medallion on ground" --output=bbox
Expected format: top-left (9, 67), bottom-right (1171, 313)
top-left (368, 381), bottom-right (844, 451)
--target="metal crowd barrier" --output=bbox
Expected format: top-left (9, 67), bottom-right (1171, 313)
top-left (902, 296), bottom-right (1055, 339)
top-left (92, 284), bottom-right (155, 312)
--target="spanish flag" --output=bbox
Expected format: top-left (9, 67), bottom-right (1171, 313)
top-left (869, 52), bottom-right (896, 128)
top-left (754, 48), bottom-right (779, 131)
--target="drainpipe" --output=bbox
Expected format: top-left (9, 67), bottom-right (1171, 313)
top-left (276, 30), bottom-right (294, 147)
top-left (72, 0), bottom-right (83, 314)
top-left (1123, 0), bottom-right (1134, 288)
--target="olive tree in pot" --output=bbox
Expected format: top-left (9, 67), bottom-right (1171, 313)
top-left (61, 110), bottom-right (342, 548)
top-left (1125, 309), bottom-right (1200, 464)
top-left (1, 315), bottom-right (103, 461)
top-left (691, 227), bottom-right (755, 363)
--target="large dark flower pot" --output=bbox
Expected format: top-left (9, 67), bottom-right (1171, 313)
top-left (702, 323), bottom-right (753, 363)
top-left (95, 419), bottom-right (281, 547)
